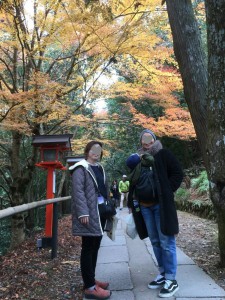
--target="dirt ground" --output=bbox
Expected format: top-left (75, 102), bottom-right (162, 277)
top-left (177, 210), bottom-right (225, 291)
top-left (0, 211), bottom-right (225, 299)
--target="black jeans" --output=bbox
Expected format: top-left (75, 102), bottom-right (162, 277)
top-left (80, 218), bottom-right (106, 289)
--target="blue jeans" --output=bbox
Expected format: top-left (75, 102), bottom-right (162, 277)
top-left (140, 204), bottom-right (177, 280)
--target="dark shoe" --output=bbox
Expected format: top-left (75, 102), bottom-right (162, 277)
top-left (158, 279), bottom-right (179, 298)
top-left (148, 274), bottom-right (165, 289)
top-left (95, 280), bottom-right (109, 289)
top-left (84, 285), bottom-right (111, 299)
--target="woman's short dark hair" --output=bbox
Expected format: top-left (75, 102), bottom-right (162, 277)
top-left (84, 141), bottom-right (103, 160)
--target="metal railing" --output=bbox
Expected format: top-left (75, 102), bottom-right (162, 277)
top-left (0, 196), bottom-right (71, 259)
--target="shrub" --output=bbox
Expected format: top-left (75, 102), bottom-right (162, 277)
top-left (175, 188), bottom-right (190, 202)
top-left (0, 219), bottom-right (11, 255)
top-left (191, 170), bottom-right (209, 195)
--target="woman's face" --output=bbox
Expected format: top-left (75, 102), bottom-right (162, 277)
top-left (141, 133), bottom-right (154, 150)
top-left (88, 144), bottom-right (102, 161)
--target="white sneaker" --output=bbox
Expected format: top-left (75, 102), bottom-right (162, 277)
top-left (148, 274), bottom-right (165, 289)
top-left (158, 279), bottom-right (179, 298)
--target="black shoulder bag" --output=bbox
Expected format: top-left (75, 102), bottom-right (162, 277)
top-left (98, 197), bottom-right (116, 219)
top-left (91, 170), bottom-right (116, 219)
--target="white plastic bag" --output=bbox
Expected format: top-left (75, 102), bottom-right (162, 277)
top-left (126, 214), bottom-right (137, 239)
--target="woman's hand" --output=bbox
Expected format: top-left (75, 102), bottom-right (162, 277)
top-left (80, 216), bottom-right (89, 225)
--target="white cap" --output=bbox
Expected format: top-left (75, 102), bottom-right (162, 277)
top-left (122, 174), bottom-right (127, 178)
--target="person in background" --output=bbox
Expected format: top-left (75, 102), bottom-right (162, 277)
top-left (110, 180), bottom-right (120, 207)
top-left (118, 175), bottom-right (130, 210)
top-left (69, 141), bottom-right (111, 300)
top-left (127, 129), bottom-right (183, 298)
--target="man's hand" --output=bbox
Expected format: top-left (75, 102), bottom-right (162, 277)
top-left (80, 216), bottom-right (89, 225)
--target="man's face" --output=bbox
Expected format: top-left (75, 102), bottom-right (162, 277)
top-left (141, 133), bottom-right (154, 150)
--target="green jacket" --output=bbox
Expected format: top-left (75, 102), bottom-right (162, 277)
top-left (119, 180), bottom-right (129, 193)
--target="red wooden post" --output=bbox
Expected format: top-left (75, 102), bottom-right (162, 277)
top-left (45, 167), bottom-right (55, 237)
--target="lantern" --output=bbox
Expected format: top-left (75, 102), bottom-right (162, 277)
top-left (32, 134), bottom-right (73, 237)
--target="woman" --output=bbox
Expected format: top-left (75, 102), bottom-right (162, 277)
top-left (110, 180), bottom-right (120, 207)
top-left (69, 141), bottom-right (111, 299)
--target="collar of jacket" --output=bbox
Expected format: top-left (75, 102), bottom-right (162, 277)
top-left (138, 140), bottom-right (163, 156)
top-left (69, 159), bottom-right (106, 188)
top-left (69, 159), bottom-right (89, 171)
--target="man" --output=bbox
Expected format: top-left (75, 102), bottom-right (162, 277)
top-left (127, 129), bottom-right (183, 298)
top-left (118, 175), bottom-right (129, 210)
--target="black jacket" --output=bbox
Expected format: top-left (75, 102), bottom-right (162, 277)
top-left (128, 143), bottom-right (183, 236)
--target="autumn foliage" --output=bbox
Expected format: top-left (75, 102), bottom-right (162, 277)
top-left (0, 0), bottom-right (198, 247)
top-left (0, 0), bottom-right (195, 142)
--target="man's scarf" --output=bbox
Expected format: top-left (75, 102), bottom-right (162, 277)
top-left (128, 153), bottom-right (154, 187)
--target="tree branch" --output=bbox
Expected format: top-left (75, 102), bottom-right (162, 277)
top-left (0, 185), bottom-right (11, 202)
top-left (0, 168), bottom-right (11, 186)
top-left (0, 58), bottom-right (18, 91)
top-left (0, 74), bottom-right (14, 93)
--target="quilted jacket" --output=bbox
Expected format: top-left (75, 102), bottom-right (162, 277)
top-left (70, 159), bottom-right (109, 236)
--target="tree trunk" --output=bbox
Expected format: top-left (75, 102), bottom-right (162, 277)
top-left (9, 132), bottom-right (36, 248)
top-left (62, 175), bottom-right (72, 215)
top-left (166, 0), bottom-right (208, 167)
top-left (10, 213), bottom-right (25, 248)
top-left (216, 203), bottom-right (225, 266)
top-left (57, 170), bottom-right (67, 198)
top-left (10, 132), bottom-right (24, 248)
top-left (57, 169), bottom-right (71, 215)
top-left (205, 0), bottom-right (225, 266)
top-left (166, 0), bottom-right (225, 265)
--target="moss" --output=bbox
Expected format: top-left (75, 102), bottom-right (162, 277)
top-left (175, 197), bottom-right (216, 220)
